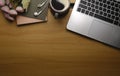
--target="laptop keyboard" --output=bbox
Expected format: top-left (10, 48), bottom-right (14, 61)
top-left (77, 0), bottom-right (120, 26)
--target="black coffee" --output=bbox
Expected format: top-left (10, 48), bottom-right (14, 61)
top-left (51, 0), bottom-right (65, 10)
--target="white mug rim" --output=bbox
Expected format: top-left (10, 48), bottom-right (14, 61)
top-left (50, 0), bottom-right (70, 13)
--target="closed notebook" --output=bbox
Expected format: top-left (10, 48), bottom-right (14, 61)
top-left (16, 0), bottom-right (49, 25)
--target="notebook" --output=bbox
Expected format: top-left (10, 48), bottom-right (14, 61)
top-left (67, 0), bottom-right (120, 48)
top-left (16, 0), bottom-right (49, 25)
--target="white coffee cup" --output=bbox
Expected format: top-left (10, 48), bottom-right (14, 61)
top-left (50, 0), bottom-right (70, 18)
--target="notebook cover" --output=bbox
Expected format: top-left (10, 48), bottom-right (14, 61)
top-left (16, 0), bottom-right (49, 25)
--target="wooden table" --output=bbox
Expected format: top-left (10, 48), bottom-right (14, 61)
top-left (0, 0), bottom-right (120, 76)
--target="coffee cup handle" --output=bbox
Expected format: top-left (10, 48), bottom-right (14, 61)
top-left (55, 13), bottom-right (59, 18)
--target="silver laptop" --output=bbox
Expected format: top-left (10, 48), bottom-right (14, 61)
top-left (67, 0), bottom-right (120, 48)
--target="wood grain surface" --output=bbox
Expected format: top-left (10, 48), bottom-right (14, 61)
top-left (0, 0), bottom-right (120, 76)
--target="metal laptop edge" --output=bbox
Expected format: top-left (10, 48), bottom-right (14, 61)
top-left (67, 0), bottom-right (120, 48)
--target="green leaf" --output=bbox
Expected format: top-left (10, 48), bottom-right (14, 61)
top-left (22, 0), bottom-right (31, 12)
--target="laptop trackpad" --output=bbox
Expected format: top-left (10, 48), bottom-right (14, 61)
top-left (88, 20), bottom-right (119, 44)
